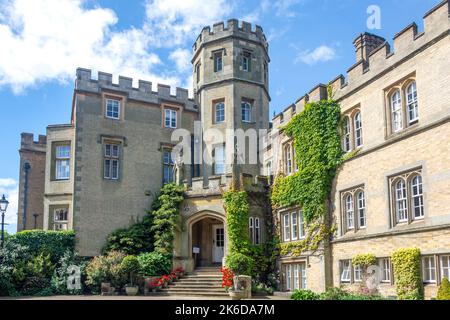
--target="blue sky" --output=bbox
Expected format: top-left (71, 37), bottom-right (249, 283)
top-left (0, 0), bottom-right (440, 233)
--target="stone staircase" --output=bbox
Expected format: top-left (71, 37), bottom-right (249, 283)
top-left (159, 267), bottom-right (229, 298)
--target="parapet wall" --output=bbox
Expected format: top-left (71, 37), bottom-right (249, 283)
top-left (193, 19), bottom-right (268, 54)
top-left (273, 0), bottom-right (450, 123)
top-left (20, 133), bottom-right (46, 153)
top-left (184, 173), bottom-right (269, 197)
top-left (75, 68), bottom-right (198, 112)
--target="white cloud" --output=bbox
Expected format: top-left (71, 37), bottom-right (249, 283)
top-left (145, 0), bottom-right (233, 47)
top-left (273, 0), bottom-right (302, 18)
top-left (0, 178), bottom-right (18, 226)
top-left (169, 48), bottom-right (192, 73)
top-left (295, 45), bottom-right (337, 65)
top-left (0, 0), bottom-right (233, 94)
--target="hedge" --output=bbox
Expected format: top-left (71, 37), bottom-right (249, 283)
top-left (391, 248), bottom-right (423, 300)
top-left (7, 230), bottom-right (76, 263)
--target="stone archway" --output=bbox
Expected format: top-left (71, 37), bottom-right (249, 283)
top-left (186, 211), bottom-right (227, 270)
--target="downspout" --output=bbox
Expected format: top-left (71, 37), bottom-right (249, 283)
top-left (22, 162), bottom-right (31, 230)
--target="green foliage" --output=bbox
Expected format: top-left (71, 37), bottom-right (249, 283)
top-left (18, 253), bottom-right (55, 296)
top-left (103, 214), bottom-right (155, 255)
top-left (271, 100), bottom-right (342, 221)
top-left (85, 251), bottom-right (127, 293)
top-left (352, 253), bottom-right (376, 267)
top-left (7, 230), bottom-right (75, 263)
top-left (223, 190), bottom-right (251, 254)
top-left (137, 252), bottom-right (171, 277)
top-left (271, 100), bottom-right (342, 257)
top-left (391, 248), bottom-right (423, 300)
top-left (51, 250), bottom-right (87, 295)
top-left (291, 289), bottom-right (320, 300)
top-left (226, 252), bottom-right (254, 276)
top-left (437, 277), bottom-right (450, 300)
top-left (318, 287), bottom-right (386, 300)
top-left (151, 183), bottom-right (185, 256)
top-left (251, 282), bottom-right (274, 295)
top-left (120, 255), bottom-right (140, 286)
top-left (0, 241), bottom-right (30, 296)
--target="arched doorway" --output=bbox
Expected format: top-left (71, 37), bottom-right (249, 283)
top-left (187, 212), bottom-right (226, 268)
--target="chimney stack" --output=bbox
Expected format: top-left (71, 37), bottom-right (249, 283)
top-left (353, 32), bottom-right (386, 62)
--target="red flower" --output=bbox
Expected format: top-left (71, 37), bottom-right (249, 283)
top-left (220, 267), bottom-right (235, 290)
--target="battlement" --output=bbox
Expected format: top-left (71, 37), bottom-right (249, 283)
top-left (192, 19), bottom-right (268, 54)
top-left (184, 173), bottom-right (269, 197)
top-left (272, 0), bottom-right (450, 124)
top-left (75, 68), bottom-right (198, 112)
top-left (20, 133), bottom-right (46, 153)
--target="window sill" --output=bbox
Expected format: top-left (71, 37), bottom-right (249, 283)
top-left (387, 122), bottom-right (420, 140)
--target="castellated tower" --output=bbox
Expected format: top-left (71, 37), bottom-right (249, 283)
top-left (192, 19), bottom-right (270, 179)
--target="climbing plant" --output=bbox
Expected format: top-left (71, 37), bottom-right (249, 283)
top-left (151, 183), bottom-right (185, 256)
top-left (223, 189), bottom-right (251, 254)
top-left (391, 248), bottom-right (423, 300)
top-left (272, 98), bottom-right (343, 256)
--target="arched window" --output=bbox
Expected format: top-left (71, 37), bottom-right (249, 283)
top-left (249, 217), bottom-right (254, 243)
top-left (255, 217), bottom-right (260, 245)
top-left (391, 90), bottom-right (403, 132)
top-left (395, 179), bottom-right (408, 222)
top-left (411, 175), bottom-right (424, 219)
top-left (357, 191), bottom-right (366, 228)
top-left (343, 117), bottom-right (351, 152)
top-left (354, 112), bottom-right (363, 147)
top-left (215, 102), bottom-right (225, 123)
top-left (345, 194), bottom-right (354, 230)
top-left (406, 81), bottom-right (418, 124)
top-left (241, 102), bottom-right (252, 122)
top-left (285, 144), bottom-right (292, 175)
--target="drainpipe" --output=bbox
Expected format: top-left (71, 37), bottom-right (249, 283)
top-left (22, 162), bottom-right (31, 230)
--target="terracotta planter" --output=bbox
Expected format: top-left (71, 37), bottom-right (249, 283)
top-left (125, 285), bottom-right (139, 296)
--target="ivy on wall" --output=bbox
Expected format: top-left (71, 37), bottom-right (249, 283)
top-left (272, 98), bottom-right (343, 256)
top-left (391, 248), bottom-right (423, 300)
top-left (151, 183), bottom-right (185, 256)
top-left (223, 190), bottom-right (251, 254)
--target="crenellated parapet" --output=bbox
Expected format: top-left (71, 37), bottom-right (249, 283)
top-left (192, 19), bottom-right (268, 55)
top-left (20, 133), bottom-right (47, 153)
top-left (272, 0), bottom-right (450, 123)
top-left (184, 173), bottom-right (269, 198)
top-left (75, 68), bottom-right (198, 112)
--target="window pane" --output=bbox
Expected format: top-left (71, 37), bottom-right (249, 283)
top-left (411, 175), bottom-right (424, 219)
top-left (299, 211), bottom-right (305, 239)
top-left (343, 117), bottom-right (351, 152)
top-left (346, 195), bottom-right (354, 230)
top-left (357, 191), bottom-right (366, 228)
top-left (111, 160), bottom-right (118, 179)
top-left (354, 112), bottom-right (363, 147)
top-left (215, 103), bottom-right (225, 123)
top-left (241, 102), bottom-right (251, 122)
top-left (441, 256), bottom-right (450, 281)
top-left (56, 145), bottom-right (70, 158)
top-left (395, 180), bottom-right (408, 222)
top-left (291, 212), bottom-right (298, 240)
top-left (341, 260), bottom-right (351, 282)
top-left (422, 256), bottom-right (436, 283)
top-left (286, 265), bottom-right (292, 291)
top-left (293, 265), bottom-right (299, 290)
top-left (283, 214), bottom-right (290, 242)
top-left (407, 82), bottom-right (419, 124)
top-left (391, 90), bottom-right (403, 132)
top-left (214, 145), bottom-right (225, 175)
top-left (104, 159), bottom-right (111, 178)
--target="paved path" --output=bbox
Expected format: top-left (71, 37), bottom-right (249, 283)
top-left (0, 294), bottom-right (289, 300)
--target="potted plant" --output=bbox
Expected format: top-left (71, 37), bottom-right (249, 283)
top-left (174, 267), bottom-right (185, 277)
top-left (120, 255), bottom-right (141, 296)
top-left (161, 275), bottom-right (171, 287)
top-left (170, 272), bottom-right (178, 282)
top-left (228, 276), bottom-right (245, 300)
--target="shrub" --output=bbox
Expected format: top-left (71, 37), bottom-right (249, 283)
top-left (137, 252), bottom-right (171, 277)
top-left (85, 251), bottom-right (127, 293)
top-left (291, 289), bottom-right (320, 300)
top-left (8, 230), bottom-right (75, 263)
top-left (103, 214), bottom-right (155, 255)
top-left (352, 253), bottom-right (376, 268)
top-left (319, 287), bottom-right (385, 300)
top-left (252, 282), bottom-right (274, 295)
top-left (391, 248), bottom-right (423, 300)
top-left (0, 241), bottom-right (31, 296)
top-left (51, 250), bottom-right (87, 295)
top-left (437, 277), bottom-right (450, 300)
top-left (226, 252), bottom-right (254, 276)
top-left (120, 255), bottom-right (140, 286)
top-left (223, 190), bottom-right (251, 255)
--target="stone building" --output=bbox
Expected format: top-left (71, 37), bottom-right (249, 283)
top-left (17, 0), bottom-right (450, 299)
top-left (17, 133), bottom-right (46, 231)
top-left (270, 0), bottom-right (450, 298)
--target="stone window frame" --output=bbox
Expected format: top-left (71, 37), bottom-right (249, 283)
top-left (102, 92), bottom-right (125, 121)
top-left (212, 143), bottom-right (226, 175)
top-left (162, 147), bottom-right (175, 185)
top-left (384, 74), bottom-right (419, 137)
top-left (51, 141), bottom-right (71, 181)
top-left (49, 204), bottom-right (70, 231)
top-left (161, 103), bottom-right (182, 129)
top-left (195, 61), bottom-right (201, 83)
top-left (340, 185), bottom-right (366, 235)
top-left (280, 209), bottom-right (306, 243)
top-left (212, 49), bottom-right (224, 73)
top-left (241, 99), bottom-right (253, 123)
top-left (248, 216), bottom-right (261, 245)
top-left (212, 98), bottom-right (225, 124)
top-left (341, 105), bottom-right (363, 153)
top-left (421, 254), bottom-right (450, 286)
top-left (241, 49), bottom-right (252, 72)
top-left (340, 257), bottom-right (394, 285)
top-left (283, 140), bottom-right (295, 176)
top-left (282, 261), bottom-right (307, 292)
top-left (388, 167), bottom-right (425, 227)
top-left (377, 257), bottom-right (393, 284)
top-left (102, 139), bottom-right (122, 181)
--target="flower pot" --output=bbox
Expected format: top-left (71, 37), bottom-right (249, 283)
top-left (229, 290), bottom-right (245, 300)
top-left (101, 282), bottom-right (112, 295)
top-left (125, 286), bottom-right (139, 296)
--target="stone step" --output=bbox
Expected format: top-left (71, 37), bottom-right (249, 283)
top-left (154, 291), bottom-right (230, 298)
top-left (170, 283), bottom-right (223, 289)
top-left (184, 275), bottom-right (222, 279)
top-left (174, 281), bottom-right (222, 286)
top-left (164, 287), bottom-right (226, 293)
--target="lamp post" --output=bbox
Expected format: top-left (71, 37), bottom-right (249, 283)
top-left (0, 194), bottom-right (9, 248)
